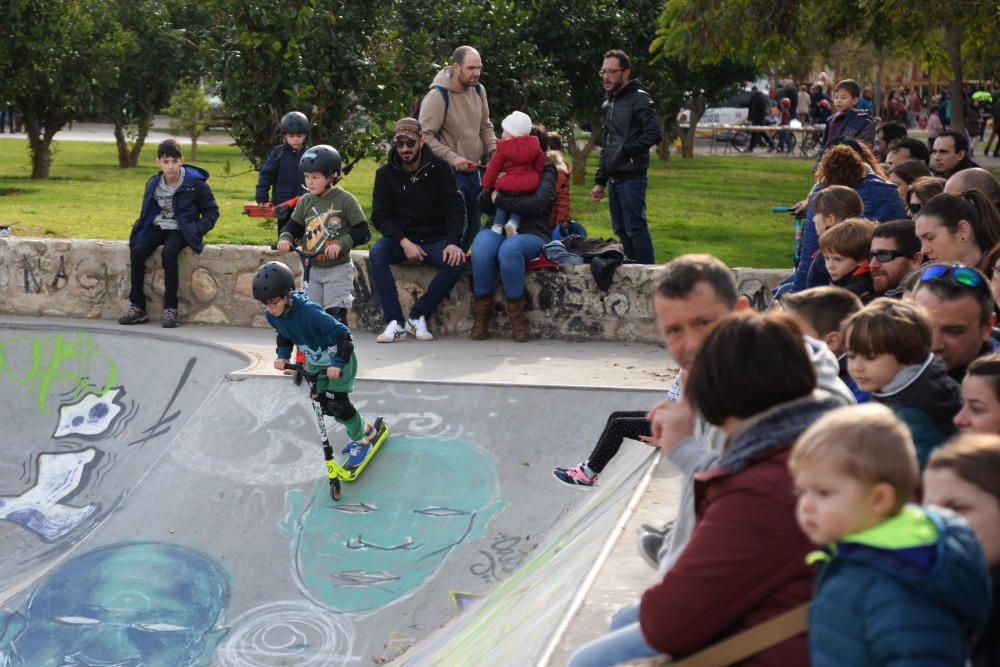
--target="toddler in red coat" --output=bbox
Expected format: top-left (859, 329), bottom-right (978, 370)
top-left (483, 110), bottom-right (544, 237)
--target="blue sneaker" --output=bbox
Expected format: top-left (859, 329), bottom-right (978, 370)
top-left (341, 441), bottom-right (372, 470)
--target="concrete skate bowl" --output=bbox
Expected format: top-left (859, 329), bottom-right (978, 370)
top-left (0, 323), bottom-right (661, 666)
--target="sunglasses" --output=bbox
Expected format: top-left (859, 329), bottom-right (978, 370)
top-left (919, 263), bottom-right (985, 288)
top-left (868, 249), bottom-right (908, 263)
top-left (395, 138), bottom-right (418, 148)
top-left (258, 296), bottom-right (285, 307)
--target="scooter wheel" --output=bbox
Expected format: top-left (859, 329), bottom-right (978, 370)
top-left (330, 478), bottom-right (342, 501)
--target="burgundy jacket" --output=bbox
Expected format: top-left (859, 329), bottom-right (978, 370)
top-left (482, 134), bottom-right (544, 194)
top-left (639, 397), bottom-right (836, 666)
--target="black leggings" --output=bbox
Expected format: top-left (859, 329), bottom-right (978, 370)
top-left (586, 411), bottom-right (651, 473)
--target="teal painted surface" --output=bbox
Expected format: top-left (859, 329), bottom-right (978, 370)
top-left (0, 542), bottom-right (229, 667)
top-left (285, 436), bottom-right (508, 613)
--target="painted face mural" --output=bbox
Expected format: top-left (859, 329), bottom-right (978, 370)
top-left (0, 542), bottom-right (229, 667)
top-left (286, 436), bottom-right (507, 612)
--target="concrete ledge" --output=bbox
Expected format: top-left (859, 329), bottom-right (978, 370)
top-left (0, 238), bottom-right (791, 343)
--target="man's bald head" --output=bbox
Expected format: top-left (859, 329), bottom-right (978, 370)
top-left (944, 167), bottom-right (1000, 210)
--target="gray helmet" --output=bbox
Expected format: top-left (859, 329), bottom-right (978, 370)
top-left (298, 145), bottom-right (342, 177)
top-left (280, 111), bottom-right (310, 135)
top-left (252, 262), bottom-right (295, 301)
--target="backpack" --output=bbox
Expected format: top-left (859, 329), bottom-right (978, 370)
top-left (410, 83), bottom-right (484, 127)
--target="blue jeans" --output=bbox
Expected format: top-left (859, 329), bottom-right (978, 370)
top-left (470, 229), bottom-right (545, 299)
top-left (492, 207), bottom-right (521, 231)
top-left (454, 169), bottom-right (483, 251)
top-left (368, 237), bottom-right (465, 324)
top-left (608, 176), bottom-right (655, 264)
top-left (568, 602), bottom-right (662, 667)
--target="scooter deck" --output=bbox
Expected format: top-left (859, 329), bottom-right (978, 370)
top-left (338, 419), bottom-right (389, 481)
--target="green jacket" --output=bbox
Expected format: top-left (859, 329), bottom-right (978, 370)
top-left (280, 186), bottom-right (367, 268)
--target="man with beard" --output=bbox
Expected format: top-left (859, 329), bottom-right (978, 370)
top-left (869, 220), bottom-right (924, 298)
top-left (369, 118), bottom-right (467, 343)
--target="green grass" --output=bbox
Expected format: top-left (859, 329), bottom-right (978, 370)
top-left (0, 138), bottom-right (822, 267)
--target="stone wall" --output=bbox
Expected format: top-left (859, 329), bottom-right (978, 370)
top-left (0, 238), bottom-right (791, 343)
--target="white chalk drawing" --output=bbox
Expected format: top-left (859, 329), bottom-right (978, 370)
top-left (169, 383), bottom-right (466, 485)
top-left (0, 449), bottom-right (98, 541)
top-left (52, 387), bottom-right (125, 438)
top-left (217, 600), bottom-right (358, 666)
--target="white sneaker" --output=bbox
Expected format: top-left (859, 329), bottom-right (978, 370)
top-left (490, 224), bottom-right (503, 235)
top-left (406, 315), bottom-right (434, 341)
top-left (377, 320), bottom-right (406, 343)
top-left (504, 221), bottom-right (518, 237)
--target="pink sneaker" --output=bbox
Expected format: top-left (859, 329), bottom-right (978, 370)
top-left (552, 463), bottom-right (597, 487)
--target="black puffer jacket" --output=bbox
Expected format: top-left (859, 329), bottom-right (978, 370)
top-left (255, 142), bottom-right (310, 204)
top-left (486, 164), bottom-right (557, 242)
top-left (371, 144), bottom-right (466, 246)
top-left (594, 80), bottom-right (662, 186)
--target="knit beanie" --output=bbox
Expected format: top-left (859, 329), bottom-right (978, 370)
top-left (501, 111), bottom-right (532, 137)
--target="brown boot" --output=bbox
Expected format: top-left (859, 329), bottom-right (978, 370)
top-left (506, 296), bottom-right (529, 342)
top-left (471, 295), bottom-right (493, 340)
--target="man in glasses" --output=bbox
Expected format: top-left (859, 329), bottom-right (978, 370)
top-left (418, 45), bottom-right (495, 251)
top-left (870, 220), bottom-right (924, 298)
top-left (369, 117), bottom-right (467, 343)
top-left (591, 49), bottom-right (662, 264)
top-left (911, 262), bottom-right (1000, 383)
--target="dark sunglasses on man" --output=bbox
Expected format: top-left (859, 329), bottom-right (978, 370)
top-left (868, 249), bottom-right (908, 263)
top-left (395, 138), bottom-right (418, 149)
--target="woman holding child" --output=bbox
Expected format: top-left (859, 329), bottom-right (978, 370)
top-left (570, 312), bottom-right (838, 666)
top-left (469, 123), bottom-right (556, 342)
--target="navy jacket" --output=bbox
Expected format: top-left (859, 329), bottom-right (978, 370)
top-left (809, 506), bottom-right (992, 667)
top-left (129, 165), bottom-right (218, 254)
top-left (256, 142), bottom-right (310, 204)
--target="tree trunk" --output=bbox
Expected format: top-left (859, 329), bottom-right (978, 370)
top-left (189, 133), bottom-right (199, 161)
top-left (24, 113), bottom-right (59, 179)
top-left (657, 115), bottom-right (672, 161)
top-left (568, 115), bottom-right (601, 186)
top-left (114, 122), bottom-right (131, 168)
top-left (943, 20), bottom-right (964, 133)
top-left (129, 108), bottom-right (154, 167)
top-left (680, 95), bottom-right (707, 159)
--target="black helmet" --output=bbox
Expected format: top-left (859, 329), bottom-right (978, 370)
top-left (280, 111), bottom-right (310, 135)
top-left (298, 145), bottom-right (342, 177)
top-left (252, 262), bottom-right (295, 301)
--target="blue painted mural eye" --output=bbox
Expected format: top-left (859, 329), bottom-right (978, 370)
top-left (413, 507), bottom-right (468, 517)
top-left (87, 402), bottom-right (110, 422)
top-left (53, 616), bottom-right (101, 625)
top-left (137, 622), bottom-right (188, 632)
top-left (71, 416), bottom-right (85, 427)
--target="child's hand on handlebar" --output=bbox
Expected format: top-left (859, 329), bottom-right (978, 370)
top-left (277, 240), bottom-right (292, 252)
top-left (274, 358), bottom-right (288, 371)
top-left (326, 367), bottom-right (341, 379)
top-left (323, 241), bottom-right (341, 260)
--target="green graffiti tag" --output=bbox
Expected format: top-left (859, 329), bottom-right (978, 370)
top-left (0, 332), bottom-right (117, 415)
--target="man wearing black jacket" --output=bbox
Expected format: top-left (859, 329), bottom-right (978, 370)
top-left (369, 117), bottom-right (467, 343)
top-left (591, 49), bottom-right (662, 264)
